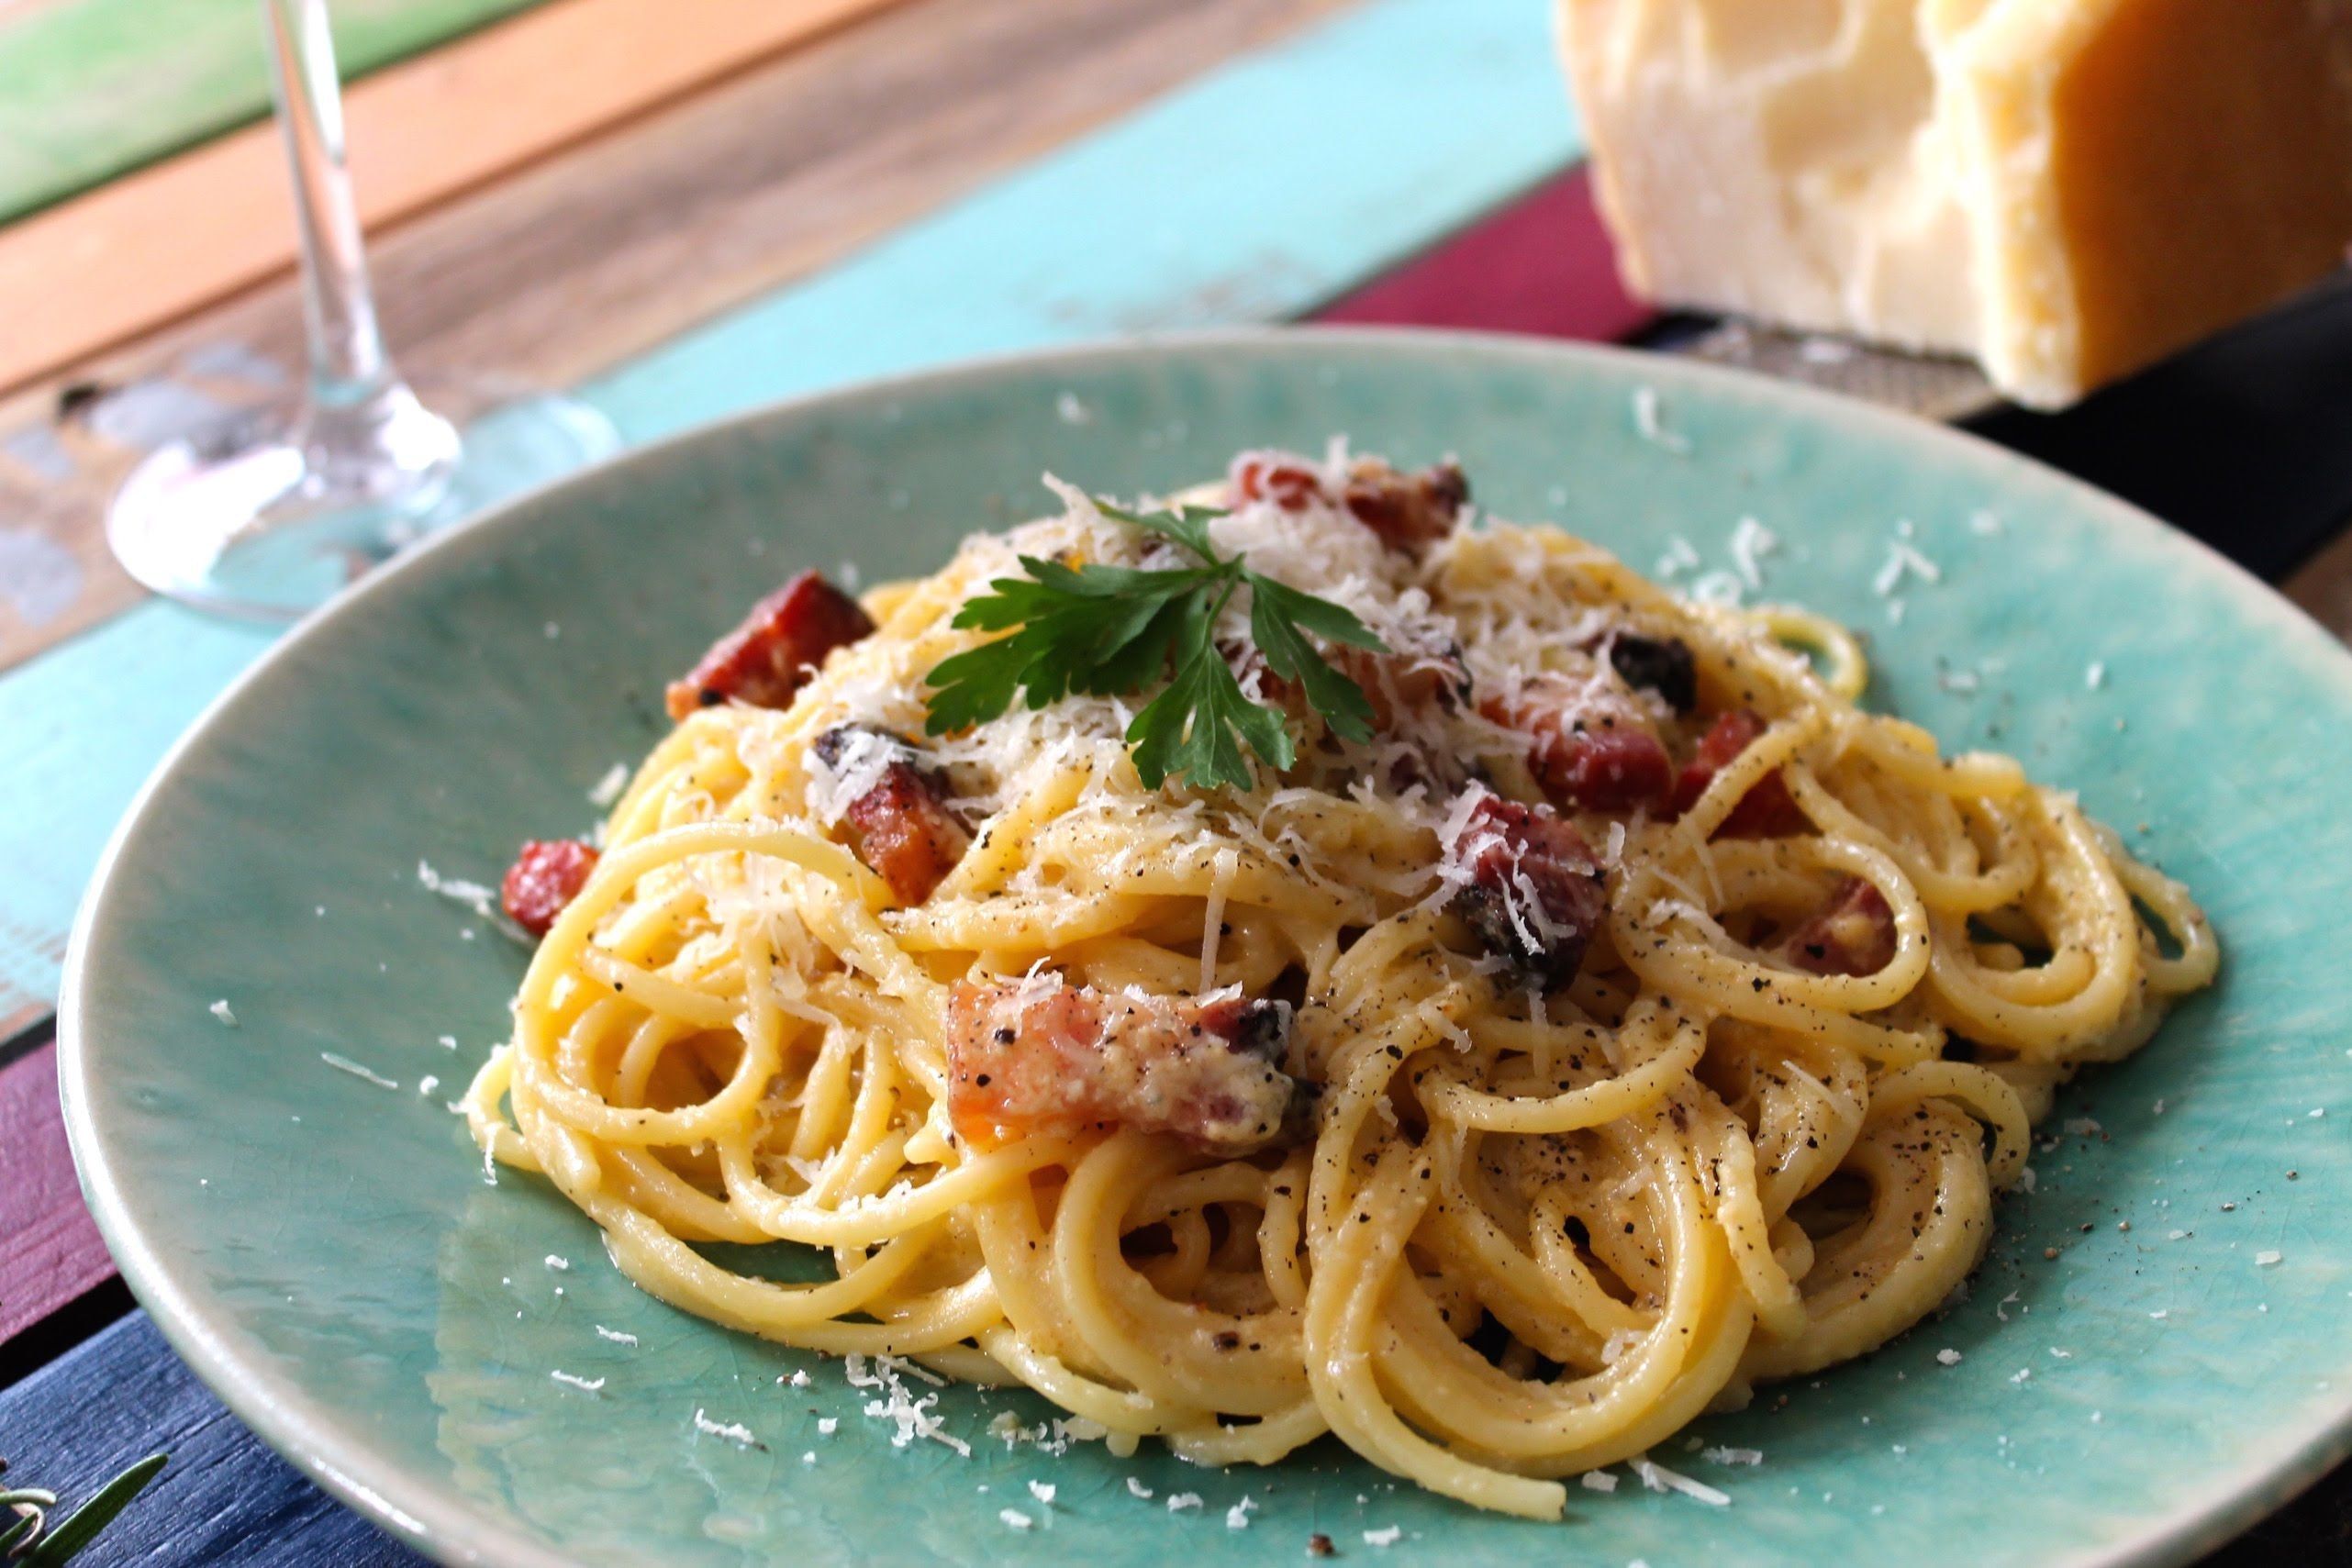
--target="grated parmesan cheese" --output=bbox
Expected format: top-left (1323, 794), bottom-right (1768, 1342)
top-left (1688, 569), bottom-right (1746, 606)
top-left (551, 1371), bottom-right (605, 1393)
top-left (586, 762), bottom-right (630, 806)
top-left (1728, 516), bottom-right (1778, 589)
top-left (1936, 1349), bottom-right (1963, 1366)
top-left (845, 1351), bottom-right (970, 1455)
top-left (320, 1052), bottom-right (396, 1091)
top-left (1631, 386), bottom-right (1692, 453)
top-left (692, 1408), bottom-right (761, 1447)
top-left (417, 859), bottom-right (498, 917)
top-left (1364, 1526), bottom-right (1403, 1547)
top-left (1631, 1453), bottom-right (1730, 1507)
top-left (1126, 1477), bottom-right (1154, 1500)
top-left (208, 998), bottom-right (237, 1027)
top-left (1873, 540), bottom-right (1943, 596)
top-left (596, 1325), bottom-right (639, 1346)
top-left (1166, 1493), bottom-right (1204, 1512)
top-left (804, 727), bottom-right (908, 828)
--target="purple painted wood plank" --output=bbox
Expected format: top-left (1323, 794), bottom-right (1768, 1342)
top-left (0, 1038), bottom-right (111, 1346)
top-left (1312, 166), bottom-right (1651, 343)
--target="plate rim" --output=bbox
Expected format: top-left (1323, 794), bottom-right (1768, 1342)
top-left (56, 325), bottom-right (2352, 1568)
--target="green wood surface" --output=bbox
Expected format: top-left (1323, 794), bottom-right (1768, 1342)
top-left (0, 0), bottom-right (552, 224)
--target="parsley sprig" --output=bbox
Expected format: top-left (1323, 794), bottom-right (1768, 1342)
top-left (922, 497), bottom-right (1388, 792)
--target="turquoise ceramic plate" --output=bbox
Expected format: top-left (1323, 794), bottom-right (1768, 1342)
top-left (62, 332), bottom-right (2352, 1567)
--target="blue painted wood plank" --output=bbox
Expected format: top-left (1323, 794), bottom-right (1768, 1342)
top-left (0, 0), bottom-right (1586, 1026)
top-left (0, 1311), bottom-right (420, 1566)
top-left (585, 0), bottom-right (1585, 442)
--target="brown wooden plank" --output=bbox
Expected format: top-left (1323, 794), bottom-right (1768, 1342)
top-left (0, 0), bottom-right (910, 394)
top-left (2285, 522), bottom-right (2352, 644)
top-left (0, 0), bottom-right (1347, 673)
top-left (0, 1036), bottom-right (110, 1348)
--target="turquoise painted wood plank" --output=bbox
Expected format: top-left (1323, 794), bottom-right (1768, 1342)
top-left (0, 0), bottom-right (1584, 1026)
top-left (0, 607), bottom-right (273, 1019)
top-left (587, 0), bottom-right (1583, 441)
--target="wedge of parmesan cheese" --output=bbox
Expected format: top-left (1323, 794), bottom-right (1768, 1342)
top-left (1558, 0), bottom-right (2352, 406)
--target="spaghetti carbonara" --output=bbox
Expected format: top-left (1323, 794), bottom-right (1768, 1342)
top-left (465, 446), bottom-right (2216, 1518)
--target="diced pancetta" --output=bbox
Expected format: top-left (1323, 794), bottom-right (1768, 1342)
top-left (1227, 453), bottom-right (1328, 513)
top-left (663, 570), bottom-right (875, 721)
top-left (1479, 679), bottom-right (1672, 813)
top-left (1338, 459), bottom-right (1468, 555)
top-left (814, 726), bottom-right (970, 904)
top-left (1444, 795), bottom-right (1609, 989)
top-left (1252, 640), bottom-right (1470, 737)
top-left (501, 839), bottom-right (599, 938)
top-left (1783, 877), bottom-right (1897, 976)
top-left (1606, 633), bottom-right (1698, 714)
top-left (1671, 710), bottom-right (1809, 838)
top-left (946, 976), bottom-right (1297, 1153)
top-left (1227, 453), bottom-right (1467, 555)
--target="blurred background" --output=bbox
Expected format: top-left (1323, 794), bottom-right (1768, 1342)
top-left (3, 0), bottom-right (2351, 1562)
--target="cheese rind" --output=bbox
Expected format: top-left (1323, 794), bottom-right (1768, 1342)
top-left (1560, 0), bottom-right (2352, 407)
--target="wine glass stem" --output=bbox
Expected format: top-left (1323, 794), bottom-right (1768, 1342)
top-left (262, 0), bottom-right (396, 414)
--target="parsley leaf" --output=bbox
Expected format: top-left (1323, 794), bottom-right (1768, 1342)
top-left (924, 557), bottom-right (1214, 729)
top-left (1094, 498), bottom-right (1224, 562)
top-left (921, 493), bottom-right (1388, 791)
top-left (1246, 575), bottom-right (1385, 746)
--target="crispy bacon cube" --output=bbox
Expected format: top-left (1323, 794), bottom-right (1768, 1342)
top-left (501, 839), bottom-right (599, 938)
top-left (1333, 642), bottom-right (1472, 730)
top-left (1227, 452), bottom-right (1468, 556)
top-left (946, 976), bottom-right (1297, 1153)
top-left (663, 570), bottom-right (875, 722)
top-left (1229, 453), bottom-right (1327, 512)
top-left (1444, 795), bottom-right (1609, 990)
top-left (1606, 633), bottom-right (1698, 714)
top-left (813, 727), bottom-right (971, 905)
top-left (1340, 459), bottom-right (1468, 555)
top-left (1783, 877), bottom-right (1897, 977)
top-left (1671, 710), bottom-right (1809, 838)
top-left (1479, 684), bottom-right (1672, 813)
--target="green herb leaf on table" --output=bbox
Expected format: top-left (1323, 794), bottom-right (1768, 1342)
top-left (922, 495), bottom-right (1388, 791)
top-left (0, 1452), bottom-right (167, 1567)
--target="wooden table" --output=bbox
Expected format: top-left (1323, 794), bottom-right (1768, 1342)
top-left (5, 0), bottom-right (2352, 1560)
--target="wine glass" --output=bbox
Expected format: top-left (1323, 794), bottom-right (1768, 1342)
top-left (105, 0), bottom-right (621, 619)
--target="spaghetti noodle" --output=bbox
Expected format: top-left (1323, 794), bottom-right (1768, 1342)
top-left (465, 447), bottom-right (2215, 1518)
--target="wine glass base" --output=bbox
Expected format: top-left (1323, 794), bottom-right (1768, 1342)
top-left (107, 382), bottom-right (621, 621)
